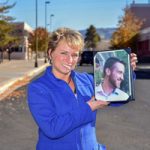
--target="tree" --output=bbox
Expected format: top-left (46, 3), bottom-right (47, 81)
top-left (29, 27), bottom-right (49, 54)
top-left (111, 7), bottom-right (143, 52)
top-left (0, 1), bottom-right (17, 62)
top-left (84, 25), bottom-right (101, 50)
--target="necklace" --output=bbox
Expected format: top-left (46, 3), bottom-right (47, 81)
top-left (67, 77), bottom-right (76, 93)
top-left (67, 77), bottom-right (72, 85)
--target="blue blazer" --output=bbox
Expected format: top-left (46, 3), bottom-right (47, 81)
top-left (28, 66), bottom-right (106, 150)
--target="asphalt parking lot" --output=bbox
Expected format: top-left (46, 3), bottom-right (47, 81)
top-left (0, 66), bottom-right (150, 150)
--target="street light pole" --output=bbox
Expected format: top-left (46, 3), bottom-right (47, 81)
top-left (44, 1), bottom-right (50, 63)
top-left (50, 14), bottom-right (54, 32)
top-left (35, 0), bottom-right (38, 67)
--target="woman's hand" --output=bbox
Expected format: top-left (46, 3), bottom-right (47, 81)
top-left (130, 53), bottom-right (138, 71)
top-left (87, 96), bottom-right (109, 111)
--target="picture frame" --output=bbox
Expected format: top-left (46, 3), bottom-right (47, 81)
top-left (94, 48), bottom-right (135, 102)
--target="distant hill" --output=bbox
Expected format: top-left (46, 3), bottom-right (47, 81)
top-left (79, 27), bottom-right (116, 40)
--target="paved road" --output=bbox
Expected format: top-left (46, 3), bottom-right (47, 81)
top-left (96, 79), bottom-right (150, 150)
top-left (0, 66), bottom-right (150, 150)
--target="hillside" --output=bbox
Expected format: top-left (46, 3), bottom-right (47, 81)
top-left (79, 27), bottom-right (116, 40)
top-left (79, 27), bottom-right (116, 50)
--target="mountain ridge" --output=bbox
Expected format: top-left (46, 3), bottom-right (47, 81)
top-left (79, 27), bottom-right (116, 40)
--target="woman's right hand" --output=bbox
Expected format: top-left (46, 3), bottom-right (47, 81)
top-left (87, 96), bottom-right (109, 111)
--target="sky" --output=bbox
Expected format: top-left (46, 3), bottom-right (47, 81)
top-left (2, 0), bottom-right (149, 31)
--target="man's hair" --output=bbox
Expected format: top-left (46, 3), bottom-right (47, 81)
top-left (103, 57), bottom-right (126, 77)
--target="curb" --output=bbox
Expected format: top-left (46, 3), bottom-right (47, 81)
top-left (0, 63), bottom-right (49, 101)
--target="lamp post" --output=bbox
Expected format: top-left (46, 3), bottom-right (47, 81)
top-left (35, 0), bottom-right (38, 67)
top-left (50, 14), bottom-right (54, 32)
top-left (44, 1), bottom-right (50, 63)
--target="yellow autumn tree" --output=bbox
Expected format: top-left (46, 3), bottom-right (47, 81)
top-left (111, 7), bottom-right (143, 52)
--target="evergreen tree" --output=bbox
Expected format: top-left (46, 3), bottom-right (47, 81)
top-left (111, 7), bottom-right (143, 52)
top-left (84, 25), bottom-right (101, 50)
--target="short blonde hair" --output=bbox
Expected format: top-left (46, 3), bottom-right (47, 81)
top-left (48, 27), bottom-right (84, 53)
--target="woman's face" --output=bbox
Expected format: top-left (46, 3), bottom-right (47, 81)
top-left (49, 40), bottom-right (80, 77)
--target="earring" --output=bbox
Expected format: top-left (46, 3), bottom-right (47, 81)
top-left (50, 57), bottom-right (53, 64)
top-left (48, 57), bottom-right (52, 64)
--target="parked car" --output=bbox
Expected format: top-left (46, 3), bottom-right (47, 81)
top-left (138, 56), bottom-right (150, 63)
top-left (79, 51), bottom-right (98, 66)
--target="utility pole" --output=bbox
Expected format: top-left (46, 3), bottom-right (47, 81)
top-left (50, 14), bottom-right (54, 32)
top-left (35, 0), bottom-right (38, 67)
top-left (44, 1), bottom-right (50, 63)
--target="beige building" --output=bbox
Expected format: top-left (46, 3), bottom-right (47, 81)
top-left (3, 22), bottom-right (33, 60)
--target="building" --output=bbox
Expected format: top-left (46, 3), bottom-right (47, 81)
top-left (138, 27), bottom-right (150, 57)
top-left (130, 1), bottom-right (150, 58)
top-left (130, 1), bottom-right (150, 29)
top-left (2, 22), bottom-right (33, 60)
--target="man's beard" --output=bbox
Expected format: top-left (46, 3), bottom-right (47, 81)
top-left (109, 76), bottom-right (121, 89)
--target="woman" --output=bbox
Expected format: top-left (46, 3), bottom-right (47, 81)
top-left (28, 27), bottom-right (138, 150)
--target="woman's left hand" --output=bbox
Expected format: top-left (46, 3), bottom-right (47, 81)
top-left (130, 53), bottom-right (138, 71)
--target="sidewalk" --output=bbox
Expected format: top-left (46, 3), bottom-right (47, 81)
top-left (0, 59), bottom-right (49, 101)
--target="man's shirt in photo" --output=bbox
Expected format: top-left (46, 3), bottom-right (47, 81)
top-left (95, 83), bottom-right (129, 101)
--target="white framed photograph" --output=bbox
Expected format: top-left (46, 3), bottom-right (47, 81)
top-left (94, 48), bottom-right (135, 102)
